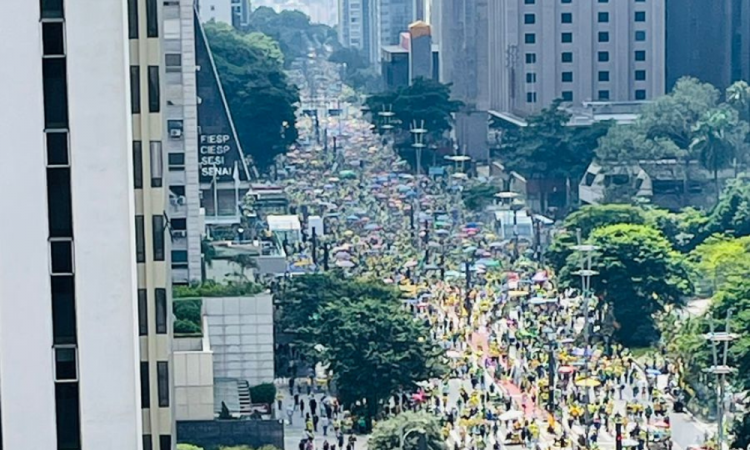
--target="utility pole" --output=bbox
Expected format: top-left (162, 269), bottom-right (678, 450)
top-left (704, 310), bottom-right (738, 450)
top-left (411, 120), bottom-right (427, 251)
top-left (572, 231), bottom-right (598, 449)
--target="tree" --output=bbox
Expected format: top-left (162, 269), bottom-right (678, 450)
top-left (205, 22), bottom-right (299, 170)
top-left (691, 107), bottom-right (749, 197)
top-left (727, 80), bottom-right (750, 123)
top-left (249, 383), bottom-right (277, 405)
top-left (703, 177), bottom-right (750, 238)
top-left (562, 224), bottom-right (691, 346)
top-left (496, 100), bottom-right (613, 209)
top-left (689, 235), bottom-right (750, 295)
top-left (174, 298), bottom-right (202, 335)
top-left (462, 183), bottom-right (500, 212)
top-left (310, 298), bottom-right (443, 431)
top-left (177, 445), bottom-right (204, 450)
top-left (365, 78), bottom-right (462, 145)
top-left (369, 412), bottom-right (447, 450)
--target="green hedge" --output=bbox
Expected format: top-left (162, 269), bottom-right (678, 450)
top-left (174, 280), bottom-right (263, 299)
top-left (249, 383), bottom-right (276, 405)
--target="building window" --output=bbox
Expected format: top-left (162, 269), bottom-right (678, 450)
top-left (130, 66), bottom-right (140, 114)
top-left (146, 0), bottom-right (158, 37)
top-left (635, 89), bottom-right (647, 100)
top-left (598, 31), bottom-right (609, 42)
top-left (157, 361), bottom-right (170, 407)
top-left (54, 347), bottom-right (77, 381)
top-left (561, 32), bottom-right (572, 43)
top-left (135, 215), bottom-right (146, 263)
top-left (598, 90), bottom-right (610, 100)
top-left (561, 0), bottom-right (571, 3)
top-left (127, 0), bottom-right (138, 38)
top-left (168, 153), bottom-right (185, 171)
top-left (525, 53), bottom-right (537, 64)
top-left (42, 59), bottom-right (69, 129)
top-left (561, 13), bottom-right (572, 23)
top-left (46, 132), bottom-right (69, 167)
top-left (524, 14), bottom-right (535, 24)
top-left (133, 141), bottom-right (143, 189)
top-left (156, 288), bottom-right (167, 334)
top-left (562, 91), bottom-right (573, 101)
top-left (50, 240), bottom-right (74, 274)
top-left (41, 0), bottom-right (64, 18)
top-left (526, 92), bottom-right (537, 103)
top-left (159, 436), bottom-right (172, 450)
top-left (635, 50), bottom-right (646, 61)
top-left (51, 275), bottom-right (76, 345)
top-left (635, 69), bottom-right (646, 80)
top-left (147, 66), bottom-right (160, 112)
top-left (138, 289), bottom-right (148, 336)
top-left (165, 54), bottom-right (182, 73)
top-left (150, 141), bottom-right (163, 188)
top-left (562, 52), bottom-right (573, 63)
top-left (143, 435), bottom-right (153, 450)
top-left (598, 71), bottom-right (610, 82)
top-left (168, 119), bottom-right (184, 138)
top-left (635, 11), bottom-right (646, 22)
top-left (525, 33), bottom-right (536, 44)
top-left (562, 72), bottom-right (573, 82)
top-left (153, 215), bottom-right (165, 261)
top-left (526, 73), bottom-right (537, 83)
top-left (635, 30), bottom-right (646, 41)
top-left (525, 0), bottom-right (535, 3)
top-left (598, 51), bottom-right (610, 62)
top-left (140, 362), bottom-right (150, 409)
top-left (47, 168), bottom-right (73, 238)
top-left (598, 0), bottom-right (608, 2)
top-left (42, 22), bottom-right (65, 56)
top-left (56, 383), bottom-right (81, 450)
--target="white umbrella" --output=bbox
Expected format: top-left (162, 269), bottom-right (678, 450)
top-left (336, 260), bottom-right (355, 268)
top-left (445, 350), bottom-right (462, 359)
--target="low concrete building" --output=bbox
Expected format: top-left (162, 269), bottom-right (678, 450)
top-left (204, 293), bottom-right (275, 386)
top-left (174, 318), bottom-right (215, 421)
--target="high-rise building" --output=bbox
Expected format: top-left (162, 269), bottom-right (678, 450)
top-left (0, 0), bottom-right (148, 449)
top-left (338, 0), bottom-right (380, 64)
top-left (488, 0), bottom-right (666, 116)
top-left (196, 0), bottom-right (251, 28)
top-left (379, 0), bottom-right (415, 47)
top-left (163, 1), bottom-right (204, 285)
top-left (128, 0), bottom-right (176, 447)
top-left (666, 0), bottom-right (750, 91)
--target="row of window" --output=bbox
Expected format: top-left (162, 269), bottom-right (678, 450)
top-left (132, 141), bottom-right (163, 188)
top-left (525, 89), bottom-right (647, 103)
top-left (128, 0), bottom-right (159, 39)
top-left (524, 50), bottom-right (648, 64)
top-left (135, 214), bottom-right (166, 262)
top-left (523, 11), bottom-right (646, 25)
top-left (137, 288), bottom-right (169, 335)
top-left (130, 65), bottom-right (161, 114)
top-left (140, 361), bottom-right (170, 408)
top-left (41, 2), bottom-right (82, 449)
top-left (526, 32), bottom-right (648, 46)
top-left (526, 70), bottom-right (648, 83)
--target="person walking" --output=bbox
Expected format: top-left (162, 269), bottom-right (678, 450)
top-left (287, 404), bottom-right (294, 426)
top-left (310, 398), bottom-right (318, 416)
top-left (322, 415), bottom-right (330, 436)
top-left (313, 414), bottom-right (320, 432)
top-left (300, 398), bottom-right (306, 418)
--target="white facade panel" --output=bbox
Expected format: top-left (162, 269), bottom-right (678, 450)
top-left (0, 2), bottom-right (59, 449)
top-left (65, 0), bottom-right (143, 448)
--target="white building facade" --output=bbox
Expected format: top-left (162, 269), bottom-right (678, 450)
top-left (338, 0), bottom-right (381, 64)
top-left (488, 0), bottom-right (666, 116)
top-left (0, 0), bottom-right (144, 449)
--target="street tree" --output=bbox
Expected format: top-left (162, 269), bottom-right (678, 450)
top-left (727, 80), bottom-right (750, 123)
top-left (703, 177), bottom-right (750, 238)
top-left (689, 235), bottom-right (750, 295)
top-left (691, 107), bottom-right (749, 197)
top-left (369, 411), bottom-right (447, 450)
top-left (310, 298), bottom-right (443, 431)
top-left (462, 183), bottom-right (500, 212)
top-left (205, 22), bottom-right (299, 170)
top-left (562, 224), bottom-right (691, 346)
top-left (496, 100), bottom-right (612, 209)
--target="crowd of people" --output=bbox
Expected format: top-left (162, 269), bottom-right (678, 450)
top-left (273, 110), bottom-right (677, 450)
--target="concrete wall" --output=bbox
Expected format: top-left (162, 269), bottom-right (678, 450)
top-left (177, 419), bottom-right (284, 450)
top-left (204, 294), bottom-right (275, 386)
top-left (174, 318), bottom-right (215, 421)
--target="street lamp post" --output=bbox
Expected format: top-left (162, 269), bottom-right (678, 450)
top-left (411, 121), bottom-right (427, 251)
top-left (572, 233), bottom-right (599, 449)
top-left (510, 199), bottom-right (524, 263)
top-left (704, 310), bottom-right (738, 450)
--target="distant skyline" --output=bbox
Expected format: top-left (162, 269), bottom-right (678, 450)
top-left (252, 0), bottom-right (339, 26)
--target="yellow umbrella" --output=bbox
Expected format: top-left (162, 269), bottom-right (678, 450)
top-left (295, 259), bottom-right (313, 267)
top-left (508, 290), bottom-right (529, 298)
top-left (575, 378), bottom-right (601, 388)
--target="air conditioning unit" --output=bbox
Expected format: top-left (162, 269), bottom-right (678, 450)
top-left (170, 129), bottom-right (182, 138)
top-left (172, 230), bottom-right (187, 238)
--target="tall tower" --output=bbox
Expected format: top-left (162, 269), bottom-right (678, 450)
top-left (128, 0), bottom-right (176, 447)
top-left (0, 0), bottom-right (146, 449)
